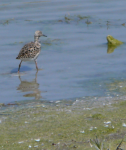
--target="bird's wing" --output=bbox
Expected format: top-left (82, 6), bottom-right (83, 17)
top-left (16, 42), bottom-right (36, 59)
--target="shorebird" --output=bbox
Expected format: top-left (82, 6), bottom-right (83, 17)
top-left (16, 30), bottom-right (47, 73)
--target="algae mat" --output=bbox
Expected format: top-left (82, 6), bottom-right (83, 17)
top-left (0, 100), bottom-right (126, 150)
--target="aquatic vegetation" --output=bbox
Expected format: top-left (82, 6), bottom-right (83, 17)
top-left (107, 35), bottom-right (123, 46)
top-left (64, 14), bottom-right (72, 22)
top-left (106, 80), bottom-right (126, 94)
top-left (42, 38), bottom-right (61, 45)
top-left (56, 14), bottom-right (125, 30)
top-left (85, 19), bottom-right (92, 25)
top-left (5, 41), bottom-right (23, 46)
top-left (92, 113), bottom-right (105, 119)
top-left (121, 23), bottom-right (125, 26)
top-left (2, 18), bottom-right (14, 25)
top-left (77, 15), bottom-right (90, 20)
top-left (106, 21), bottom-right (111, 29)
top-left (14, 41), bottom-right (23, 44)
top-left (63, 14), bottom-right (92, 23)
top-left (107, 44), bottom-right (118, 54)
top-left (42, 40), bottom-right (52, 45)
top-left (58, 20), bottom-right (63, 22)
top-left (0, 99), bottom-right (125, 149)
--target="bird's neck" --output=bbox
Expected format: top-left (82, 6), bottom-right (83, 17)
top-left (34, 36), bottom-right (40, 42)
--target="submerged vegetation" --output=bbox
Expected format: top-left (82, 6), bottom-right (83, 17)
top-left (107, 44), bottom-right (118, 54)
top-left (57, 14), bottom-right (126, 31)
top-left (0, 18), bottom-right (15, 25)
top-left (0, 99), bottom-right (126, 149)
top-left (77, 15), bottom-right (90, 20)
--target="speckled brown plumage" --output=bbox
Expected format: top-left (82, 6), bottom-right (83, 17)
top-left (16, 42), bottom-right (41, 60)
top-left (16, 30), bottom-right (47, 73)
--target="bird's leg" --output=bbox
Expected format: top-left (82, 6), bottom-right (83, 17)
top-left (18, 60), bottom-right (22, 73)
top-left (35, 70), bottom-right (38, 82)
top-left (34, 60), bottom-right (38, 70)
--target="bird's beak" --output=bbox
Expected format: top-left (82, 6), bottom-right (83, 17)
top-left (42, 34), bottom-right (47, 37)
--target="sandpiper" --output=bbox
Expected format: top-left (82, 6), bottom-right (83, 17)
top-left (16, 30), bottom-right (47, 73)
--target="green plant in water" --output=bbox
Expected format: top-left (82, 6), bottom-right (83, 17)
top-left (77, 15), bottom-right (90, 20)
top-left (121, 23), bottom-right (125, 26)
top-left (106, 35), bottom-right (123, 46)
top-left (3, 18), bottom-right (14, 25)
top-left (65, 15), bottom-right (71, 21)
top-left (85, 19), bottom-right (92, 25)
top-left (107, 44), bottom-right (117, 54)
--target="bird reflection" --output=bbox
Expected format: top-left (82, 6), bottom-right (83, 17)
top-left (17, 71), bottom-right (42, 100)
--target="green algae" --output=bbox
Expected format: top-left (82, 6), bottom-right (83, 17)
top-left (0, 100), bottom-right (126, 149)
top-left (85, 19), bottom-right (92, 25)
top-left (64, 14), bottom-right (92, 23)
top-left (122, 23), bottom-right (125, 26)
top-left (107, 44), bottom-right (117, 54)
top-left (107, 79), bottom-right (126, 94)
top-left (2, 18), bottom-right (14, 25)
top-left (65, 15), bottom-right (71, 21)
top-left (42, 38), bottom-right (61, 46)
top-left (107, 35), bottom-right (123, 46)
top-left (14, 41), bottom-right (23, 44)
top-left (77, 15), bottom-right (90, 20)
top-left (92, 114), bottom-right (105, 119)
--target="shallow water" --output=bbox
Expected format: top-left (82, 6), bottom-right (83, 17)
top-left (0, 0), bottom-right (126, 104)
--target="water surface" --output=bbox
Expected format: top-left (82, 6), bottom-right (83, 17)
top-left (0, 0), bottom-right (126, 104)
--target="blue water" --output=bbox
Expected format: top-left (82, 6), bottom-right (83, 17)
top-left (0, 0), bottom-right (126, 103)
